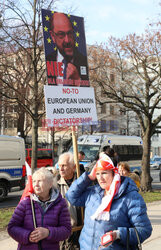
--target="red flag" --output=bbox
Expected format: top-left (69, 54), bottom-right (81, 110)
top-left (20, 162), bottom-right (34, 201)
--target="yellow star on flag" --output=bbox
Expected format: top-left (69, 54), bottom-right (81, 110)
top-left (75, 42), bottom-right (79, 47)
top-left (45, 15), bottom-right (50, 21)
top-left (73, 21), bottom-right (77, 26)
top-left (47, 38), bottom-right (51, 43)
top-left (54, 47), bottom-right (57, 51)
top-left (67, 14), bottom-right (71, 17)
top-left (44, 26), bottom-right (48, 32)
top-left (76, 32), bottom-right (80, 37)
top-left (51, 11), bottom-right (54, 14)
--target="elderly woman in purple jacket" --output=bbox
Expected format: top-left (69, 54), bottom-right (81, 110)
top-left (8, 168), bottom-right (71, 250)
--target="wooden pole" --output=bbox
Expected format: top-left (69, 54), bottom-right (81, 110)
top-left (30, 194), bottom-right (42, 250)
top-left (71, 126), bottom-right (80, 178)
top-left (71, 126), bottom-right (84, 223)
top-left (30, 194), bottom-right (37, 228)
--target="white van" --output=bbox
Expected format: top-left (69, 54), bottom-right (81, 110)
top-left (69, 133), bottom-right (143, 172)
top-left (0, 135), bottom-right (26, 201)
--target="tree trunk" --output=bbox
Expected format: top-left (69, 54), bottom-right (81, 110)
top-left (141, 129), bottom-right (152, 191)
top-left (31, 118), bottom-right (38, 173)
top-left (17, 110), bottom-right (25, 139)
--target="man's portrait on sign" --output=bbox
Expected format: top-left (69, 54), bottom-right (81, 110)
top-left (42, 9), bottom-right (89, 87)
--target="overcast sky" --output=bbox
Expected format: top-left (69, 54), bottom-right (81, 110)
top-left (55, 0), bottom-right (160, 45)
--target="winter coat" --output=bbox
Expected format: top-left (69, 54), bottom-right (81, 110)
top-left (8, 189), bottom-right (71, 250)
top-left (66, 172), bottom-right (152, 250)
top-left (57, 174), bottom-right (78, 227)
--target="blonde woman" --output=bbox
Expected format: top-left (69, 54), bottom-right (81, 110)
top-left (118, 162), bottom-right (141, 188)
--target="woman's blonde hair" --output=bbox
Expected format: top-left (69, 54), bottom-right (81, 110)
top-left (118, 162), bottom-right (130, 173)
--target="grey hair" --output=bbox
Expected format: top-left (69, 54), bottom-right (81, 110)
top-left (32, 167), bottom-right (55, 186)
top-left (58, 152), bottom-right (75, 168)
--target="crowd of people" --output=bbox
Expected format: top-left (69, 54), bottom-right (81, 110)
top-left (8, 147), bottom-right (152, 250)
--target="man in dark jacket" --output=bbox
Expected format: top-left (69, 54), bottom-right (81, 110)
top-left (78, 151), bottom-right (86, 174)
top-left (103, 146), bottom-right (119, 167)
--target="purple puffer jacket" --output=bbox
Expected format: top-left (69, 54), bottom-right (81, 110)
top-left (8, 192), bottom-right (71, 250)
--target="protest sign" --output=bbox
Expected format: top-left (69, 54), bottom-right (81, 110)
top-left (41, 9), bottom-right (89, 87)
top-left (44, 86), bottom-right (97, 127)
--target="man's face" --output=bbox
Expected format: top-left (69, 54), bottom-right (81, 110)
top-left (78, 153), bottom-right (85, 161)
top-left (58, 155), bottom-right (75, 180)
top-left (51, 13), bottom-right (75, 58)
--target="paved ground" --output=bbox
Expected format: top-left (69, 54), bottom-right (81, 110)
top-left (142, 201), bottom-right (161, 249)
top-left (1, 200), bottom-right (161, 249)
top-left (0, 230), bottom-right (17, 250)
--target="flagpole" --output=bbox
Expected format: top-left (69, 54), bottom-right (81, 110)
top-left (29, 164), bottom-right (37, 228)
top-left (30, 195), bottom-right (42, 250)
top-left (24, 160), bottom-right (41, 250)
top-left (30, 194), bottom-right (37, 228)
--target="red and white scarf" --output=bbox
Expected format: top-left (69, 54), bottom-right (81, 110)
top-left (91, 153), bottom-right (121, 221)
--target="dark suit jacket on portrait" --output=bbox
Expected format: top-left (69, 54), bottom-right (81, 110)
top-left (46, 48), bottom-right (89, 85)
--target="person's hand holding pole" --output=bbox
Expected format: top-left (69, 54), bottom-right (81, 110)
top-left (29, 227), bottom-right (50, 243)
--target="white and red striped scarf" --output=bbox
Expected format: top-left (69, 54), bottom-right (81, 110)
top-left (91, 154), bottom-right (121, 221)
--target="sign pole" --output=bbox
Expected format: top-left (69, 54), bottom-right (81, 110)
top-left (71, 126), bottom-right (80, 178)
top-left (71, 126), bottom-right (84, 227)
